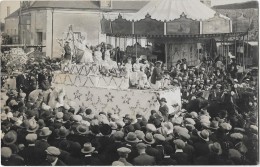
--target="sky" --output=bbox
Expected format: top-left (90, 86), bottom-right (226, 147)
top-left (0, 0), bottom-right (257, 22)
top-left (211, 0), bottom-right (257, 6)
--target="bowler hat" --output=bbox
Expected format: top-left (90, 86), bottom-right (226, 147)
top-left (143, 133), bottom-right (155, 144)
top-left (209, 142), bottom-right (222, 155)
top-left (76, 124), bottom-right (89, 135)
top-left (59, 127), bottom-right (69, 138)
top-left (1, 147), bottom-right (12, 158)
top-left (81, 143), bottom-right (95, 154)
top-left (197, 129), bottom-right (209, 141)
top-left (3, 130), bottom-right (17, 145)
top-left (39, 127), bottom-right (52, 137)
top-left (113, 131), bottom-right (124, 141)
top-left (27, 119), bottom-right (39, 132)
top-left (125, 132), bottom-right (139, 143)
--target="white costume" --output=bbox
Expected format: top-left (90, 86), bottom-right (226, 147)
top-left (75, 39), bottom-right (93, 63)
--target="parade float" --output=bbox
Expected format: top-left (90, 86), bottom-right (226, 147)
top-left (52, 25), bottom-right (182, 119)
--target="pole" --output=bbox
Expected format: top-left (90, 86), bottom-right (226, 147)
top-left (165, 42), bottom-right (168, 68)
top-left (242, 35), bottom-right (245, 71)
top-left (234, 33), bottom-right (237, 63)
top-left (246, 31), bottom-right (249, 69)
top-left (135, 36), bottom-right (138, 59)
top-left (18, 1), bottom-right (22, 44)
top-left (115, 36), bottom-right (117, 62)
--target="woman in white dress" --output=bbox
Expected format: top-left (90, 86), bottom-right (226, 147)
top-left (75, 37), bottom-right (94, 63)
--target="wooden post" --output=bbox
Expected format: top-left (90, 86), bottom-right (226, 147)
top-left (242, 35), bottom-right (245, 71)
top-left (234, 33), bottom-right (237, 63)
top-left (135, 36), bottom-right (138, 59)
top-left (165, 42), bottom-right (168, 68)
top-left (246, 31), bottom-right (249, 69)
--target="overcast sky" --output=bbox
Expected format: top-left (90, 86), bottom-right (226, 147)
top-left (211, 0), bottom-right (257, 6)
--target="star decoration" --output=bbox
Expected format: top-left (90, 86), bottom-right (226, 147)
top-left (85, 91), bottom-right (94, 102)
top-left (148, 96), bottom-right (158, 107)
top-left (105, 92), bottom-right (115, 102)
top-left (91, 97), bottom-right (108, 112)
top-left (74, 90), bottom-right (82, 100)
top-left (112, 105), bottom-right (121, 115)
top-left (122, 94), bottom-right (131, 104)
top-left (130, 100), bottom-right (149, 116)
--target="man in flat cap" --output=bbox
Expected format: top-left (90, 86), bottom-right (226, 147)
top-left (132, 143), bottom-right (156, 165)
top-left (43, 146), bottom-right (66, 166)
top-left (116, 147), bottom-right (132, 166)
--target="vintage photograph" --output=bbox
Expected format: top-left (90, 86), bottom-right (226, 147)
top-left (0, 0), bottom-right (258, 165)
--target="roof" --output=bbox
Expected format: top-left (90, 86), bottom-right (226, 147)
top-left (123, 0), bottom-right (230, 21)
top-left (213, 1), bottom-right (258, 9)
top-left (5, 9), bottom-right (20, 20)
top-left (28, 1), bottom-right (148, 11)
top-left (30, 1), bottom-right (100, 10)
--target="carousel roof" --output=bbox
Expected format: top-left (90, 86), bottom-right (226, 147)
top-left (124, 0), bottom-right (230, 21)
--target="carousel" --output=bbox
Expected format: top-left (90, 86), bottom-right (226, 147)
top-left (101, 0), bottom-right (249, 68)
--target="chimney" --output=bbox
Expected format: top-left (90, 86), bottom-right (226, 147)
top-left (7, 6), bottom-right (10, 16)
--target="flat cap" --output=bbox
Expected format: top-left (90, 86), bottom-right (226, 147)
top-left (220, 122), bottom-right (232, 131)
top-left (154, 134), bottom-right (166, 142)
top-left (25, 133), bottom-right (37, 142)
top-left (184, 118), bottom-right (195, 125)
top-left (136, 143), bottom-right (147, 149)
top-left (230, 133), bottom-right (243, 140)
top-left (117, 147), bottom-right (131, 154)
top-left (45, 146), bottom-right (61, 156)
top-left (174, 139), bottom-right (185, 149)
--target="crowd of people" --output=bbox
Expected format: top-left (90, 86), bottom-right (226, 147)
top-left (1, 43), bottom-right (259, 166)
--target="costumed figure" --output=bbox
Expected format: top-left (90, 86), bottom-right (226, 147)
top-left (93, 46), bottom-right (103, 64)
top-left (75, 36), bottom-right (93, 64)
top-left (150, 61), bottom-right (163, 90)
top-left (63, 41), bottom-right (72, 65)
top-left (137, 66), bottom-right (150, 89)
top-left (130, 58), bottom-right (141, 86)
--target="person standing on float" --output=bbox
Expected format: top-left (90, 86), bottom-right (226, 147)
top-left (150, 61), bottom-right (163, 90)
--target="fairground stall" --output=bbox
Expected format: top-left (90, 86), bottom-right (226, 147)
top-left (100, 0), bottom-right (248, 68)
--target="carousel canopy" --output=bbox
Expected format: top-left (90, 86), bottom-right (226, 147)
top-left (122, 0), bottom-right (230, 21)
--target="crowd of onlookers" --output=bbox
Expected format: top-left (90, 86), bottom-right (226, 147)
top-left (1, 48), bottom-right (259, 166)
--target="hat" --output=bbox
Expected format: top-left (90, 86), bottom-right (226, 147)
top-left (56, 112), bottom-right (64, 119)
top-left (216, 84), bottom-right (221, 88)
top-left (249, 125), bottom-right (258, 134)
top-left (154, 134), bottom-right (165, 141)
top-left (71, 115), bottom-right (82, 122)
top-left (8, 99), bottom-right (18, 106)
top-left (184, 118), bottom-right (195, 125)
top-left (174, 126), bottom-right (189, 134)
top-left (3, 130), bottom-right (17, 145)
top-left (46, 146), bottom-right (61, 156)
top-left (76, 124), bottom-right (89, 135)
top-left (161, 122), bottom-right (174, 134)
top-left (197, 129), bottom-right (209, 141)
top-left (81, 143), bottom-right (95, 154)
top-left (1, 113), bottom-right (7, 121)
top-left (135, 130), bottom-right (145, 140)
top-left (220, 123), bottom-right (232, 131)
top-left (117, 147), bottom-right (131, 154)
top-left (178, 131), bottom-right (190, 140)
top-left (85, 109), bottom-right (92, 115)
top-left (209, 121), bottom-right (219, 130)
top-left (143, 133), bottom-right (155, 144)
top-left (116, 120), bottom-right (125, 128)
top-left (190, 111), bottom-right (198, 118)
top-left (228, 149), bottom-right (241, 159)
top-left (209, 142), bottom-right (222, 155)
top-left (59, 127), bottom-right (69, 138)
top-left (38, 119), bottom-right (46, 129)
top-left (172, 117), bottom-right (183, 125)
top-left (146, 124), bottom-right (156, 132)
top-left (173, 139), bottom-right (185, 149)
top-left (234, 79), bottom-right (238, 83)
top-left (125, 132), bottom-right (139, 143)
top-left (1, 147), bottom-right (12, 158)
top-left (27, 119), bottom-right (39, 132)
top-left (114, 131), bottom-right (124, 141)
top-left (109, 122), bottom-right (118, 130)
top-left (159, 98), bottom-right (167, 103)
top-left (155, 61), bottom-right (162, 64)
top-left (25, 133), bottom-right (37, 143)
top-left (112, 161), bottom-right (125, 166)
top-left (234, 127), bottom-right (245, 133)
top-left (136, 143), bottom-right (147, 149)
top-left (39, 127), bottom-right (52, 137)
top-left (230, 133), bottom-right (243, 140)
top-left (99, 124), bottom-right (112, 136)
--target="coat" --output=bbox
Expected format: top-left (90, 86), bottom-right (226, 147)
top-left (18, 145), bottom-right (46, 165)
top-left (38, 73), bottom-right (51, 91)
top-left (41, 159), bottom-right (67, 166)
top-left (158, 156), bottom-right (177, 165)
top-left (64, 45), bottom-right (71, 60)
top-left (151, 67), bottom-right (163, 84)
top-left (171, 151), bottom-right (190, 165)
top-left (132, 153), bottom-right (156, 165)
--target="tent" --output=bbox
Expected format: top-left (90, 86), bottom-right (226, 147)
top-left (124, 0), bottom-right (230, 21)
